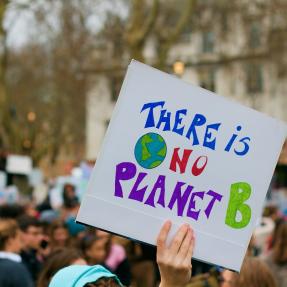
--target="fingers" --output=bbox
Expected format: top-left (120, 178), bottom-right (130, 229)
top-left (169, 223), bottom-right (189, 255)
top-left (176, 227), bottom-right (193, 263)
top-left (157, 221), bottom-right (195, 265)
top-left (183, 228), bottom-right (195, 265)
top-left (157, 220), bottom-right (172, 252)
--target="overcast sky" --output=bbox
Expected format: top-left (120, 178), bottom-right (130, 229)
top-left (5, 0), bottom-right (128, 49)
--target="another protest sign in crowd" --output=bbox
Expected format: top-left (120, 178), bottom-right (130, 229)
top-left (0, 176), bottom-right (286, 287)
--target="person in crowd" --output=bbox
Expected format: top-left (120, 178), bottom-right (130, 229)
top-left (65, 215), bottom-right (86, 239)
top-left (18, 214), bottom-right (45, 282)
top-left (50, 265), bottom-right (122, 287)
top-left (127, 241), bottom-right (158, 287)
top-left (220, 257), bottom-right (277, 287)
top-left (37, 248), bottom-right (87, 287)
top-left (263, 221), bottom-right (287, 287)
top-left (0, 219), bottom-right (33, 287)
top-left (0, 203), bottom-right (25, 219)
top-left (266, 217), bottom-right (285, 251)
top-left (81, 234), bottom-right (107, 265)
top-left (96, 230), bottom-right (131, 286)
top-left (246, 234), bottom-right (261, 256)
top-left (50, 221), bottom-right (195, 287)
top-left (49, 220), bottom-right (70, 250)
top-left (60, 184), bottom-right (86, 240)
top-left (61, 183), bottom-right (80, 220)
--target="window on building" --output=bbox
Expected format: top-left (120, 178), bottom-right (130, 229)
top-left (246, 64), bottom-right (263, 93)
top-left (199, 69), bottom-right (216, 92)
top-left (202, 31), bottom-right (215, 53)
top-left (180, 25), bottom-right (192, 43)
top-left (249, 22), bottom-right (262, 49)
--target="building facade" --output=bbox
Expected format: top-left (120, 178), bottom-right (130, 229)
top-left (86, 2), bottom-right (287, 160)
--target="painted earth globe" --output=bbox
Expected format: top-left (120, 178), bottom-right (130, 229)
top-left (134, 132), bottom-right (167, 169)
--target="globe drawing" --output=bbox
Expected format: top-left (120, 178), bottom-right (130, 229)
top-left (134, 132), bottom-right (167, 169)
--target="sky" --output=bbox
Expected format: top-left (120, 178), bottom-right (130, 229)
top-left (5, 0), bottom-right (128, 49)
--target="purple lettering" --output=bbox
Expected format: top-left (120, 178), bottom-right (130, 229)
top-left (128, 172), bottom-right (148, 202)
top-left (186, 191), bottom-right (205, 220)
top-left (144, 175), bottom-right (166, 207)
top-left (114, 162), bottom-right (136, 198)
top-left (168, 182), bottom-right (193, 216)
top-left (204, 190), bottom-right (223, 218)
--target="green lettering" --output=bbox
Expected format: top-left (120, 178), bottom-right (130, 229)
top-left (225, 182), bottom-right (252, 229)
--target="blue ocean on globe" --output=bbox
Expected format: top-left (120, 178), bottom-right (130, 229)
top-left (134, 132), bottom-right (167, 169)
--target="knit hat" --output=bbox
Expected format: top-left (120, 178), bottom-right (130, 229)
top-left (49, 265), bottom-right (123, 287)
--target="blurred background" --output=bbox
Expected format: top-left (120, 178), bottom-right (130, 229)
top-left (0, 1), bottom-right (286, 286)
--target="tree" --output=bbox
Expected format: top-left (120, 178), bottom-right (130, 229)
top-left (5, 0), bottom-right (98, 165)
top-left (0, 0), bottom-right (9, 148)
top-left (153, 0), bottom-right (195, 69)
top-left (91, 0), bottom-right (197, 109)
top-left (100, 0), bottom-right (196, 70)
top-left (125, 0), bottom-right (159, 63)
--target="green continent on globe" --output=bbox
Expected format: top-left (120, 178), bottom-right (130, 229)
top-left (134, 132), bottom-right (167, 169)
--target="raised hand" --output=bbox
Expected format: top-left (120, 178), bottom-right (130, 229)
top-left (157, 221), bottom-right (195, 287)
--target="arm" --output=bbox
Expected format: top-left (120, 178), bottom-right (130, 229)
top-left (156, 221), bottom-right (195, 287)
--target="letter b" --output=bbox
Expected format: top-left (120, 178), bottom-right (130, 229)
top-left (225, 182), bottom-right (252, 229)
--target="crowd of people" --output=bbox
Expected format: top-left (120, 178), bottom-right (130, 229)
top-left (0, 181), bottom-right (286, 287)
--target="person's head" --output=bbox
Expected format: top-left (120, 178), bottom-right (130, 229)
top-left (265, 205), bottom-right (280, 221)
top-left (0, 204), bottom-right (25, 219)
top-left (83, 278), bottom-right (120, 287)
top-left (270, 217), bottom-right (285, 249)
top-left (272, 221), bottom-right (287, 265)
top-left (37, 248), bottom-right (86, 287)
top-left (221, 257), bottom-right (277, 287)
top-left (81, 235), bottom-right (107, 265)
top-left (65, 216), bottom-right (86, 238)
top-left (0, 219), bottom-right (22, 253)
top-left (95, 230), bottom-right (112, 254)
top-left (49, 220), bottom-right (69, 248)
top-left (18, 215), bottom-right (43, 250)
top-left (49, 265), bottom-right (122, 287)
top-left (63, 184), bottom-right (78, 208)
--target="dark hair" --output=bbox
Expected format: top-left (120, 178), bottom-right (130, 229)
top-left (81, 235), bottom-right (101, 253)
top-left (0, 219), bottom-right (19, 250)
top-left (48, 220), bottom-right (70, 248)
top-left (0, 204), bottom-right (25, 219)
top-left (37, 248), bottom-right (84, 287)
top-left (63, 184), bottom-right (79, 208)
top-left (84, 278), bottom-right (120, 287)
top-left (49, 220), bottom-right (68, 235)
top-left (17, 215), bottom-right (40, 232)
top-left (270, 218), bottom-right (285, 249)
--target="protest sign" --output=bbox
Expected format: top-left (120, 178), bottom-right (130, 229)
top-left (6, 155), bottom-right (32, 175)
top-left (0, 171), bottom-right (6, 190)
top-left (77, 60), bottom-right (286, 271)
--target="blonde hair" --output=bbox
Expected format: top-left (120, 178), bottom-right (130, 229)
top-left (0, 219), bottom-right (19, 250)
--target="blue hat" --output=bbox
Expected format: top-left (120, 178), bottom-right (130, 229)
top-left (65, 216), bottom-right (86, 236)
top-left (49, 265), bottom-right (123, 287)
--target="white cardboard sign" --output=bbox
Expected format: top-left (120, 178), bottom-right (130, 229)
top-left (77, 60), bottom-right (286, 271)
top-left (6, 155), bottom-right (32, 175)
